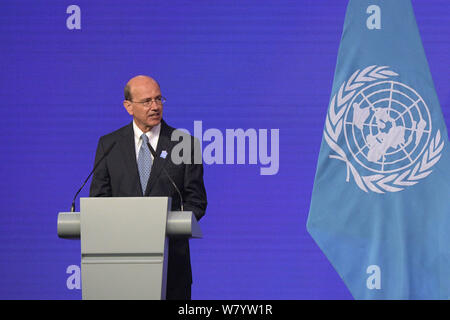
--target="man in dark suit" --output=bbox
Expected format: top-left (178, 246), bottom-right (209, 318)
top-left (89, 75), bottom-right (207, 300)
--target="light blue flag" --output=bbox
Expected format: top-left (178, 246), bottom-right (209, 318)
top-left (307, 0), bottom-right (450, 299)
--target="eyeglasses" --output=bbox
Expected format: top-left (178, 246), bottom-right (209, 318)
top-left (129, 96), bottom-right (166, 107)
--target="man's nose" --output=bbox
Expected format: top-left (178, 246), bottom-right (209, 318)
top-left (149, 103), bottom-right (160, 111)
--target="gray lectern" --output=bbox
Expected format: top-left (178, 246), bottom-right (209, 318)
top-left (57, 197), bottom-right (202, 300)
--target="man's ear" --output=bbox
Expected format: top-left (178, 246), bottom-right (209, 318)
top-left (123, 100), bottom-right (133, 116)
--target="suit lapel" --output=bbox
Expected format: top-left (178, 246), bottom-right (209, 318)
top-left (120, 122), bottom-right (143, 196)
top-left (145, 120), bottom-right (172, 195)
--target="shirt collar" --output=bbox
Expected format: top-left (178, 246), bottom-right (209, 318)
top-left (133, 120), bottom-right (161, 141)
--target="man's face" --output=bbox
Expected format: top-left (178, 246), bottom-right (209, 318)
top-left (124, 77), bottom-right (163, 132)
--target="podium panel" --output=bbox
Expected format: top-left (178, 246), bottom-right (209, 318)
top-left (80, 197), bottom-right (170, 300)
top-left (81, 240), bottom-right (168, 300)
top-left (80, 197), bottom-right (169, 254)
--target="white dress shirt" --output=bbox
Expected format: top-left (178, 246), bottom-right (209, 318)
top-left (133, 120), bottom-right (161, 161)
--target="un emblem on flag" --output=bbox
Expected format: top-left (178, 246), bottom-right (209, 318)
top-left (324, 65), bottom-right (444, 193)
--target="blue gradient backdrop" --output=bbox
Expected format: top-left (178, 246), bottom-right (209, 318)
top-left (0, 0), bottom-right (448, 299)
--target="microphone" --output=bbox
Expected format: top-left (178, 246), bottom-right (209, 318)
top-left (70, 141), bottom-right (117, 212)
top-left (146, 142), bottom-right (184, 211)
